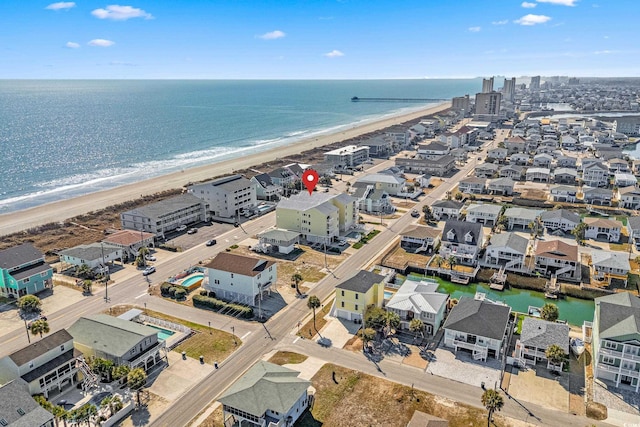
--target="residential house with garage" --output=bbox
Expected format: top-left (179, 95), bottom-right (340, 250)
top-left (584, 217), bottom-right (622, 242)
top-left (267, 167), bottom-right (297, 187)
top-left (431, 200), bottom-right (464, 221)
top-left (59, 243), bottom-right (122, 274)
top-left (0, 381), bottom-right (55, 427)
top-left (582, 187), bottom-right (614, 206)
top-left (333, 270), bottom-right (385, 322)
top-left (499, 165), bottom-right (525, 181)
top-left (0, 330), bottom-right (83, 398)
top-left (399, 225), bottom-right (441, 254)
top-left (439, 220), bottom-right (484, 266)
top-left (0, 243), bottom-right (53, 299)
top-left (533, 153), bottom-right (553, 168)
top-left (510, 153), bottom-right (530, 166)
top-left (203, 252), bottom-right (277, 306)
top-left (361, 135), bottom-right (394, 158)
top-left (504, 136), bottom-right (527, 154)
top-left (386, 279), bottom-right (449, 336)
top-left (102, 230), bottom-right (155, 261)
top-left (582, 162), bottom-right (610, 188)
top-left (592, 292), bottom-right (640, 392)
top-left (608, 158), bottom-right (631, 174)
top-left (483, 232), bottom-right (529, 272)
top-left (487, 177), bottom-right (516, 196)
top-left (618, 186), bottom-right (640, 209)
top-left (465, 203), bottom-right (502, 227)
top-left (550, 185), bottom-right (579, 203)
top-left (614, 173), bottom-right (638, 188)
top-left (556, 155), bottom-right (578, 168)
top-left (516, 318), bottom-right (570, 369)
top-left (443, 295), bottom-right (511, 362)
top-left (503, 207), bottom-right (543, 231)
top-left (450, 148), bottom-right (468, 164)
top-left (458, 177), bottom-right (486, 194)
top-left (354, 173), bottom-right (405, 196)
top-left (553, 168), bottom-right (578, 185)
top-left (534, 240), bottom-right (581, 282)
top-left (540, 209), bottom-right (581, 234)
top-left (487, 147), bottom-right (508, 162)
top-left (525, 168), bottom-right (551, 183)
top-left (351, 184), bottom-right (395, 214)
top-left (395, 155), bottom-right (456, 176)
top-left (475, 163), bottom-right (500, 179)
top-left (590, 249), bottom-right (630, 287)
top-left (218, 361), bottom-right (312, 427)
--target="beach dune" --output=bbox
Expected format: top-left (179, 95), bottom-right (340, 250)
top-left (0, 102), bottom-right (451, 237)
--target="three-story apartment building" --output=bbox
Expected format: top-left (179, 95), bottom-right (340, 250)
top-left (188, 174), bottom-right (256, 219)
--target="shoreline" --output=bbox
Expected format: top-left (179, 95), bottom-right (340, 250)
top-left (0, 101), bottom-right (451, 237)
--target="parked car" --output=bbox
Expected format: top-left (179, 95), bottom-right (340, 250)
top-left (142, 266), bottom-right (156, 276)
top-left (176, 225), bottom-right (187, 232)
top-left (144, 254), bottom-right (156, 261)
top-left (411, 209), bottom-right (420, 218)
top-left (187, 228), bottom-right (198, 234)
top-left (206, 239), bottom-right (217, 246)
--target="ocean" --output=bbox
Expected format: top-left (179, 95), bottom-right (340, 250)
top-left (0, 79), bottom-right (480, 213)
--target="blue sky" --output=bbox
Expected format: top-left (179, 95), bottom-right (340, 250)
top-left (1, 0), bottom-right (638, 79)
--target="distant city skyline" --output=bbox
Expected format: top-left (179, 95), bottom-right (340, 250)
top-left (2, 0), bottom-right (639, 79)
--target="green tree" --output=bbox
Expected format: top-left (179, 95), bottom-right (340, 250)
top-left (51, 405), bottom-right (68, 427)
top-left (541, 303), bottom-right (559, 322)
top-left (135, 246), bottom-right (150, 268)
top-left (358, 327), bottom-right (377, 351)
top-left (75, 263), bottom-right (93, 279)
top-left (572, 222), bottom-right (587, 245)
top-left (432, 255), bottom-right (444, 270)
top-left (496, 214), bottom-right (509, 231)
top-left (409, 318), bottom-right (425, 340)
top-left (17, 295), bottom-right (41, 316)
top-left (385, 311), bottom-right (400, 335)
top-left (364, 306), bottom-right (387, 330)
top-left (454, 192), bottom-right (463, 201)
top-left (447, 255), bottom-right (458, 273)
top-left (82, 280), bottom-right (92, 295)
top-left (291, 273), bottom-right (304, 296)
top-left (422, 205), bottom-right (435, 223)
top-left (30, 319), bottom-right (50, 338)
top-left (111, 364), bottom-right (131, 383)
top-left (481, 388), bottom-right (504, 427)
top-left (127, 367), bottom-right (148, 406)
top-left (545, 344), bottom-right (567, 372)
top-left (90, 357), bottom-right (115, 382)
top-left (307, 295), bottom-right (321, 334)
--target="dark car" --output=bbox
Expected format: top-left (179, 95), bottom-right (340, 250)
top-left (206, 239), bottom-right (217, 246)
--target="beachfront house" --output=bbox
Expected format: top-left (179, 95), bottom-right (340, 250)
top-left (275, 192), bottom-right (357, 244)
top-left (120, 193), bottom-right (210, 237)
top-left (400, 224), bottom-right (441, 253)
top-left (515, 318), bottom-right (570, 369)
top-left (333, 270), bottom-right (385, 322)
top-left (256, 229), bottom-right (300, 255)
top-left (219, 361), bottom-right (312, 427)
top-left (0, 381), bottom-right (55, 427)
top-left (439, 220), bottom-right (484, 266)
top-left (465, 203), bottom-right (502, 227)
top-left (203, 252), bottom-right (276, 306)
top-left (590, 249), bottom-right (630, 286)
top-left (0, 330), bottom-right (82, 398)
top-left (534, 240), bottom-right (581, 282)
top-left (187, 174), bottom-right (257, 220)
top-left (102, 229), bottom-right (155, 261)
top-left (250, 173), bottom-right (282, 201)
top-left (458, 177), bottom-right (486, 194)
top-left (443, 296), bottom-right (511, 362)
top-left (431, 200), bottom-right (464, 221)
top-left (618, 186), bottom-right (640, 209)
top-left (592, 293), bottom-right (640, 392)
top-left (0, 243), bottom-right (53, 299)
top-left (58, 243), bottom-right (122, 274)
top-left (386, 279), bottom-right (449, 336)
top-left (483, 232), bottom-right (529, 272)
top-left (68, 314), bottom-right (167, 372)
top-left (540, 209), bottom-right (581, 234)
top-left (584, 217), bottom-right (622, 242)
top-left (503, 207), bottom-right (543, 231)
top-left (550, 185), bottom-right (579, 203)
top-left (324, 145), bottom-right (370, 169)
top-left (360, 135), bottom-right (394, 158)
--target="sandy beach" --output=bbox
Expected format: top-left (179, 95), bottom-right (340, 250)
top-left (0, 102), bottom-right (450, 237)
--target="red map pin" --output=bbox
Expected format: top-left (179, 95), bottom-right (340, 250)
top-left (302, 169), bottom-right (319, 195)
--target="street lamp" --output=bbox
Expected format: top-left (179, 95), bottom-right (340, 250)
top-left (231, 326), bottom-right (236, 346)
top-left (23, 319), bottom-right (31, 344)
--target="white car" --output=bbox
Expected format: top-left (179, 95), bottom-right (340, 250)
top-left (144, 254), bottom-right (156, 261)
top-left (176, 225), bottom-right (187, 232)
top-left (142, 266), bottom-right (156, 276)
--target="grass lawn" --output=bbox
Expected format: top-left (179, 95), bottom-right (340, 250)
top-left (268, 351), bottom-right (308, 365)
top-left (296, 364), bottom-right (503, 427)
top-left (515, 313), bottom-right (525, 335)
top-left (609, 242), bottom-right (631, 252)
top-left (108, 305), bottom-right (239, 362)
top-left (297, 299), bottom-right (334, 339)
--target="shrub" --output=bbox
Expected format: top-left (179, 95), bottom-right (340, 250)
top-left (160, 283), bottom-right (174, 296)
top-left (174, 288), bottom-right (187, 300)
top-left (199, 289), bottom-right (209, 296)
top-left (192, 295), bottom-right (253, 318)
top-left (229, 244), bottom-right (239, 249)
top-left (167, 286), bottom-right (179, 298)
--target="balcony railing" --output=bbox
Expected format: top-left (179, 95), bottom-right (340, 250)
top-left (598, 363), bottom-right (640, 377)
top-left (600, 347), bottom-right (640, 362)
top-left (453, 339), bottom-right (488, 351)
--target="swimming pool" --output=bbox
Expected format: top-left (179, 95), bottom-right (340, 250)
top-left (384, 291), bottom-right (395, 299)
top-left (181, 273), bottom-right (204, 288)
top-left (257, 205), bottom-right (273, 213)
top-left (147, 325), bottom-right (175, 341)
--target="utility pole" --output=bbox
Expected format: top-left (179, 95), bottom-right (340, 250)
top-left (231, 326), bottom-right (236, 346)
top-left (101, 242), bottom-right (109, 303)
top-left (23, 319), bottom-right (31, 344)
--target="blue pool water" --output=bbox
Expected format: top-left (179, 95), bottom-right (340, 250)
top-left (147, 325), bottom-right (176, 341)
top-left (257, 205), bottom-right (272, 213)
top-left (384, 291), bottom-right (394, 299)
top-left (181, 273), bottom-right (204, 288)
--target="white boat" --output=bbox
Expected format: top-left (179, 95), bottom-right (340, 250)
top-left (570, 338), bottom-right (585, 357)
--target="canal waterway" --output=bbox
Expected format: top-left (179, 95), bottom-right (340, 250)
top-left (402, 274), bottom-right (594, 327)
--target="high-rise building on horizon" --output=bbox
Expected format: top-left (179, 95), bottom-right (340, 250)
top-left (482, 77), bottom-right (494, 93)
top-left (530, 76), bottom-right (541, 91)
top-left (503, 77), bottom-right (516, 102)
top-left (474, 92), bottom-right (502, 121)
top-left (452, 94), bottom-right (471, 114)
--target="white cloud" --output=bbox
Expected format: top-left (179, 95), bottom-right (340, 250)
top-left (65, 42), bottom-right (80, 48)
top-left (594, 50), bottom-right (616, 55)
top-left (45, 2), bottom-right (76, 10)
top-left (468, 26), bottom-right (481, 32)
top-left (514, 14), bottom-right (552, 25)
top-left (88, 39), bottom-right (115, 47)
top-left (522, 2), bottom-right (537, 7)
top-left (258, 30), bottom-right (286, 40)
top-left (491, 20), bottom-right (509, 25)
top-left (91, 5), bottom-right (153, 20)
top-left (324, 50), bottom-right (344, 58)
top-left (536, 0), bottom-right (578, 5)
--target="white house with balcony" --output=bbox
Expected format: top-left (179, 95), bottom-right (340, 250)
top-left (465, 203), bottom-right (502, 227)
top-left (503, 207), bottom-right (543, 231)
top-left (386, 279), bottom-right (449, 336)
top-left (540, 209), bottom-right (581, 234)
top-left (550, 185), bottom-right (579, 203)
top-left (483, 232), bottom-right (529, 272)
top-left (534, 240), bottom-right (581, 282)
top-left (584, 217), bottom-right (622, 242)
top-left (582, 162), bottom-right (610, 188)
top-left (619, 186), bottom-right (640, 210)
top-left (592, 293), bottom-right (640, 392)
top-left (458, 177), bottom-right (486, 194)
top-left (399, 225), bottom-right (441, 254)
top-left (516, 317), bottom-right (570, 370)
top-left (439, 220), bottom-right (484, 266)
top-left (443, 296), bottom-right (511, 362)
top-left (204, 253), bottom-right (276, 306)
top-left (431, 200), bottom-right (464, 221)
top-left (590, 249), bottom-right (630, 287)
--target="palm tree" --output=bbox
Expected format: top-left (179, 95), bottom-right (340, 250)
top-left (481, 388), bottom-right (504, 427)
top-left (291, 273), bottom-right (304, 296)
top-left (75, 263), bottom-right (93, 279)
top-left (359, 327), bottom-right (376, 351)
top-left (409, 318), bottom-right (425, 341)
top-left (540, 303), bottom-right (559, 322)
top-left (127, 367), bottom-right (148, 406)
top-left (17, 295), bottom-right (41, 317)
top-left (572, 222), bottom-right (587, 245)
top-left (52, 405), bottom-right (69, 427)
top-left (384, 311), bottom-right (401, 337)
top-left (447, 255), bottom-right (457, 273)
top-left (545, 344), bottom-right (567, 372)
top-left (307, 295), bottom-right (321, 335)
top-left (30, 319), bottom-right (50, 338)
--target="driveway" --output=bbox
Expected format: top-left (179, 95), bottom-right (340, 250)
top-left (317, 315), bottom-right (359, 349)
top-left (508, 365), bottom-right (570, 412)
top-left (426, 345), bottom-right (501, 388)
top-left (146, 351), bottom-right (215, 402)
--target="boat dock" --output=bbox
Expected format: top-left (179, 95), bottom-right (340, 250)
top-left (489, 267), bottom-right (507, 291)
top-left (351, 96), bottom-right (448, 103)
top-left (544, 276), bottom-right (560, 299)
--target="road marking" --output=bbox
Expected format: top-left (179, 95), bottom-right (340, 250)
top-left (134, 292), bottom-right (147, 299)
top-left (293, 336), bottom-right (300, 344)
top-left (240, 332), bottom-right (251, 340)
top-left (4, 335), bottom-right (20, 345)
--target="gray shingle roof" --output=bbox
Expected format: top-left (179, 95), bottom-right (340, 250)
top-left (488, 232), bottom-right (528, 255)
top-left (466, 203), bottom-right (502, 216)
top-left (0, 244), bottom-right (43, 270)
top-left (595, 293), bottom-right (640, 340)
top-left (9, 329), bottom-right (73, 366)
top-left (336, 270), bottom-right (385, 293)
top-left (9, 262), bottom-right (51, 281)
top-left (628, 216), bottom-right (640, 232)
top-left (590, 249), bottom-right (630, 271)
top-left (540, 209), bottom-right (580, 224)
top-left (400, 225), bottom-right (441, 240)
top-left (504, 207), bottom-right (543, 221)
top-left (121, 193), bottom-right (206, 220)
top-left (520, 317), bottom-right (569, 353)
top-left (194, 174), bottom-right (252, 192)
top-left (432, 200), bottom-right (464, 210)
top-left (59, 243), bottom-right (122, 262)
top-left (0, 381), bottom-right (54, 427)
top-left (218, 361), bottom-right (310, 417)
top-left (68, 315), bottom-right (158, 359)
top-left (205, 253), bottom-right (275, 277)
top-left (443, 297), bottom-right (511, 341)
top-left (386, 280), bottom-right (448, 315)
top-left (442, 220), bottom-right (482, 245)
